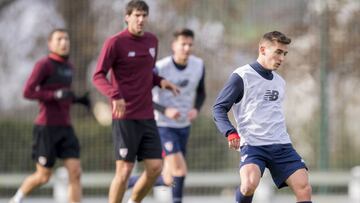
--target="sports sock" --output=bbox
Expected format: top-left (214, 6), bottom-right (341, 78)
top-left (12, 189), bottom-right (24, 203)
top-left (127, 199), bottom-right (139, 203)
top-left (127, 176), bottom-right (139, 189)
top-left (235, 186), bottom-right (253, 203)
top-left (172, 176), bottom-right (185, 203)
top-left (154, 175), bottom-right (167, 186)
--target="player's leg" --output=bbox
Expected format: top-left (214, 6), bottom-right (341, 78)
top-left (111, 120), bottom-right (142, 203)
top-left (163, 153), bottom-right (187, 203)
top-left (130, 159), bottom-right (163, 202)
top-left (10, 125), bottom-right (56, 203)
top-left (237, 164), bottom-right (261, 203)
top-left (166, 127), bottom-right (190, 203)
top-left (10, 164), bottom-right (52, 203)
top-left (59, 126), bottom-right (82, 202)
top-left (236, 145), bottom-right (267, 203)
top-left (286, 168), bottom-right (312, 202)
top-left (109, 160), bottom-right (135, 203)
top-left (128, 119), bottom-right (163, 202)
top-left (267, 144), bottom-right (311, 203)
top-left (63, 158), bottom-right (82, 203)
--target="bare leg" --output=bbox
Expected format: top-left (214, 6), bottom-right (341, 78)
top-left (108, 160), bottom-right (134, 203)
top-left (239, 164), bottom-right (261, 196)
top-left (286, 168), bottom-right (312, 202)
top-left (10, 164), bottom-right (52, 203)
top-left (130, 159), bottom-right (162, 202)
top-left (63, 158), bottom-right (82, 203)
top-left (162, 152), bottom-right (187, 185)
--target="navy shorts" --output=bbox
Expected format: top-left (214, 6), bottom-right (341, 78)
top-left (158, 126), bottom-right (190, 156)
top-left (239, 144), bottom-right (307, 188)
top-left (112, 119), bottom-right (162, 162)
top-left (32, 125), bottom-right (80, 168)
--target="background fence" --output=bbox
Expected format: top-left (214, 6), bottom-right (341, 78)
top-left (1, 0), bottom-right (360, 201)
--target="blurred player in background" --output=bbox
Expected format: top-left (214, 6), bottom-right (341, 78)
top-left (92, 1), bottom-right (179, 203)
top-left (213, 31), bottom-right (312, 203)
top-left (9, 28), bottom-right (90, 203)
top-left (128, 28), bottom-right (206, 203)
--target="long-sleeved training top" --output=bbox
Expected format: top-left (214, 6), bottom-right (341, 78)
top-left (93, 28), bottom-right (163, 119)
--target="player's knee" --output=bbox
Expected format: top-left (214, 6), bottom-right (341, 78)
top-left (36, 172), bottom-right (51, 184)
top-left (240, 181), bottom-right (257, 196)
top-left (114, 164), bottom-right (134, 181)
top-left (296, 182), bottom-right (312, 197)
top-left (68, 167), bottom-right (82, 182)
top-left (172, 166), bottom-right (187, 177)
top-left (146, 164), bottom-right (162, 178)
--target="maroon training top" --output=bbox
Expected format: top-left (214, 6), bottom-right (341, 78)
top-left (93, 28), bottom-right (162, 119)
top-left (23, 53), bottom-right (73, 126)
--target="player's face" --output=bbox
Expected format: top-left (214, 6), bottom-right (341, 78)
top-left (126, 9), bottom-right (148, 36)
top-left (172, 36), bottom-right (193, 63)
top-left (261, 42), bottom-right (288, 71)
top-left (48, 31), bottom-right (70, 57)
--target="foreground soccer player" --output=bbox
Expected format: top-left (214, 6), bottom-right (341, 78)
top-left (92, 1), bottom-right (179, 203)
top-left (10, 29), bottom-right (86, 203)
top-left (213, 31), bottom-right (312, 203)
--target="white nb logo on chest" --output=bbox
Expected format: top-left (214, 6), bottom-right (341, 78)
top-left (128, 51), bottom-right (136, 57)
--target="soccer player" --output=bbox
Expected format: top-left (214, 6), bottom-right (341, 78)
top-left (128, 28), bottom-right (206, 203)
top-left (92, 1), bottom-right (179, 203)
top-left (213, 31), bottom-right (312, 203)
top-left (9, 28), bottom-right (86, 203)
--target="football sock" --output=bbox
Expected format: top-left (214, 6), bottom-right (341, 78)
top-left (154, 175), bottom-right (167, 186)
top-left (235, 186), bottom-right (253, 203)
top-left (127, 176), bottom-right (139, 189)
top-left (12, 189), bottom-right (24, 203)
top-left (172, 176), bottom-right (185, 203)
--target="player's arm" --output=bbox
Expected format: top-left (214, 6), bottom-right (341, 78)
top-left (92, 37), bottom-right (122, 100)
top-left (92, 38), bottom-right (125, 118)
top-left (153, 67), bottom-right (179, 96)
top-left (189, 66), bottom-right (206, 121)
top-left (23, 60), bottom-right (55, 101)
top-left (212, 73), bottom-right (244, 150)
top-left (153, 102), bottom-right (180, 120)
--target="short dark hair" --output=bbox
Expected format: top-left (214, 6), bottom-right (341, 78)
top-left (126, 0), bottom-right (149, 15)
top-left (173, 28), bottom-right (194, 40)
top-left (48, 28), bottom-right (68, 41)
top-left (261, 31), bottom-right (291, 45)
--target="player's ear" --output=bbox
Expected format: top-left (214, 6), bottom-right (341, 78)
top-left (259, 45), bottom-right (266, 56)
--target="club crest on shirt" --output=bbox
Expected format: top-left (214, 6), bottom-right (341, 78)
top-left (241, 154), bottom-right (248, 162)
top-left (149, 48), bottom-right (156, 58)
top-left (119, 148), bottom-right (128, 158)
top-left (164, 141), bottom-right (173, 152)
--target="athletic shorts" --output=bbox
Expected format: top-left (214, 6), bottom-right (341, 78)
top-left (112, 119), bottom-right (162, 162)
top-left (239, 144), bottom-right (307, 188)
top-left (158, 126), bottom-right (190, 156)
top-left (32, 125), bottom-right (80, 168)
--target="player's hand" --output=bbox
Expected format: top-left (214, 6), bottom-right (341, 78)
top-left (54, 89), bottom-right (75, 100)
top-left (160, 79), bottom-right (180, 96)
top-left (165, 107), bottom-right (181, 120)
top-left (73, 92), bottom-right (92, 111)
top-left (112, 99), bottom-right (126, 118)
top-left (187, 108), bottom-right (198, 121)
top-left (227, 133), bottom-right (240, 151)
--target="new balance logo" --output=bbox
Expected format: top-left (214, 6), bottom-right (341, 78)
top-left (128, 51), bottom-right (135, 57)
top-left (264, 90), bottom-right (279, 101)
